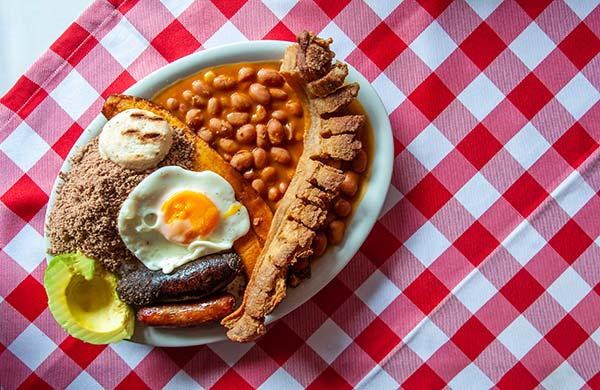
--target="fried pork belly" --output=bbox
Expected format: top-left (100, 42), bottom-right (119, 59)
top-left (223, 31), bottom-right (365, 342)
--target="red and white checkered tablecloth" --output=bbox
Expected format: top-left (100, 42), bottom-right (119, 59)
top-left (1, 0), bottom-right (599, 388)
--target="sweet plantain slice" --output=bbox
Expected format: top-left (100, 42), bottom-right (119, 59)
top-left (102, 94), bottom-right (272, 275)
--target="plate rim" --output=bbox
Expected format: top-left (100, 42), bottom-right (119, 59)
top-left (44, 40), bottom-right (394, 347)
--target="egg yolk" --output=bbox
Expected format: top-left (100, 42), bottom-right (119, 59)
top-left (161, 190), bottom-right (220, 244)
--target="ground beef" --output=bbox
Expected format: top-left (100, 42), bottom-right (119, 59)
top-left (47, 131), bottom-right (195, 274)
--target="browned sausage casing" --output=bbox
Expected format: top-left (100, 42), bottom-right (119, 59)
top-left (137, 294), bottom-right (236, 327)
top-left (117, 252), bottom-right (241, 306)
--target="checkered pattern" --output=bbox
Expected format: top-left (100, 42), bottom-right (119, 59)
top-left (1, 0), bottom-right (599, 388)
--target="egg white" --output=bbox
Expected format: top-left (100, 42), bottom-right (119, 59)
top-left (118, 166), bottom-right (250, 273)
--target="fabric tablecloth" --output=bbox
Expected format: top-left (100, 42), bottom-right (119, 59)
top-left (1, 0), bottom-right (599, 388)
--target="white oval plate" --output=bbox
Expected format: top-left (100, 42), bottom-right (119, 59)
top-left (45, 40), bottom-right (393, 347)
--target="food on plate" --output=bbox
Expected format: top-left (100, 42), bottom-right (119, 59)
top-left (222, 31), bottom-right (367, 342)
top-left (137, 293), bottom-right (236, 327)
top-left (44, 253), bottom-right (134, 344)
top-left (118, 166), bottom-right (250, 273)
top-left (154, 62), bottom-right (306, 211)
top-left (116, 252), bottom-right (241, 306)
top-left (99, 108), bottom-right (174, 170)
top-left (45, 29), bottom-right (369, 344)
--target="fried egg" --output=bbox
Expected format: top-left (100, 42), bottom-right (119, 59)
top-left (118, 166), bottom-right (250, 273)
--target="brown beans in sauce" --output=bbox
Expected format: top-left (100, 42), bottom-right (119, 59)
top-left (230, 150), bottom-right (253, 172)
top-left (261, 166), bottom-right (276, 182)
top-left (251, 104), bottom-right (267, 123)
top-left (328, 220), bottom-right (346, 245)
top-left (235, 124), bottom-right (256, 144)
top-left (257, 68), bottom-right (284, 87)
top-left (352, 150), bottom-right (368, 173)
top-left (226, 111), bottom-right (250, 127)
top-left (251, 178), bottom-right (266, 194)
top-left (249, 83), bottom-right (271, 105)
top-left (230, 92), bottom-right (252, 111)
top-left (217, 138), bottom-right (239, 154)
top-left (207, 97), bottom-right (220, 116)
top-left (269, 88), bottom-right (288, 100)
top-left (252, 147), bottom-right (267, 169)
top-left (333, 199), bottom-right (352, 217)
top-left (267, 119), bottom-right (284, 145)
top-left (270, 147), bottom-right (291, 164)
top-left (271, 110), bottom-right (287, 121)
top-left (340, 172), bottom-right (359, 197)
top-left (185, 108), bottom-right (203, 129)
top-left (268, 186), bottom-right (282, 202)
top-left (166, 97), bottom-right (179, 110)
top-left (313, 233), bottom-right (328, 256)
top-left (192, 80), bottom-right (211, 97)
top-left (238, 67), bottom-right (255, 82)
top-left (213, 75), bottom-right (236, 90)
top-left (256, 124), bottom-right (269, 148)
top-left (209, 118), bottom-right (233, 137)
top-left (198, 127), bottom-right (214, 143)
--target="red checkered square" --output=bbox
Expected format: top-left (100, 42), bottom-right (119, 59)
top-left (50, 23), bottom-right (98, 66)
top-left (456, 124), bottom-right (503, 170)
top-left (406, 173), bottom-right (453, 219)
top-left (451, 317), bottom-right (495, 360)
top-left (163, 346), bottom-right (202, 368)
top-left (313, 0), bottom-right (350, 19)
top-left (0, 76), bottom-right (48, 119)
top-left (453, 222), bottom-right (500, 267)
top-left (515, 0), bottom-right (553, 19)
top-left (312, 277), bottom-right (353, 317)
top-left (588, 373), bottom-right (600, 390)
top-left (503, 172), bottom-right (548, 218)
top-left (52, 123), bottom-right (83, 159)
top-left (20, 373), bottom-right (52, 390)
top-left (0, 174), bottom-right (49, 222)
top-left (360, 222), bottom-right (401, 267)
top-left (355, 317), bottom-right (400, 363)
top-left (257, 322), bottom-right (304, 365)
top-left (548, 220), bottom-right (593, 265)
top-left (4, 275), bottom-right (47, 321)
top-left (416, 0), bottom-right (452, 18)
top-left (545, 314), bottom-right (588, 359)
top-left (308, 367), bottom-right (352, 390)
top-left (404, 269), bottom-right (451, 315)
top-left (116, 371), bottom-right (149, 390)
top-left (553, 122), bottom-right (599, 169)
top-left (263, 22), bottom-right (296, 41)
top-left (507, 73), bottom-right (554, 120)
top-left (409, 73), bottom-right (455, 121)
top-left (107, 0), bottom-right (139, 14)
top-left (211, 0), bottom-right (246, 18)
top-left (151, 20), bottom-right (201, 62)
top-left (497, 362), bottom-right (539, 390)
top-left (460, 22), bottom-right (506, 71)
top-left (500, 269), bottom-right (545, 312)
top-left (101, 71), bottom-right (136, 99)
top-left (212, 369), bottom-right (253, 390)
top-left (358, 22), bottom-right (406, 71)
top-left (558, 23), bottom-right (600, 70)
top-left (59, 336), bottom-right (106, 369)
top-left (403, 364), bottom-right (446, 390)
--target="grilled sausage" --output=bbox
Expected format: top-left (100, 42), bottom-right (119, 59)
top-left (117, 252), bottom-right (241, 306)
top-left (137, 293), bottom-right (236, 327)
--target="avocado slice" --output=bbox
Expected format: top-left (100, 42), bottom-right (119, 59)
top-left (44, 253), bottom-right (134, 344)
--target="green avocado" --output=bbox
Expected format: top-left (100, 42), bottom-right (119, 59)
top-left (44, 253), bottom-right (134, 344)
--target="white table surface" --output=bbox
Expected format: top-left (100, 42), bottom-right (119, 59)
top-left (0, 0), bottom-right (94, 96)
